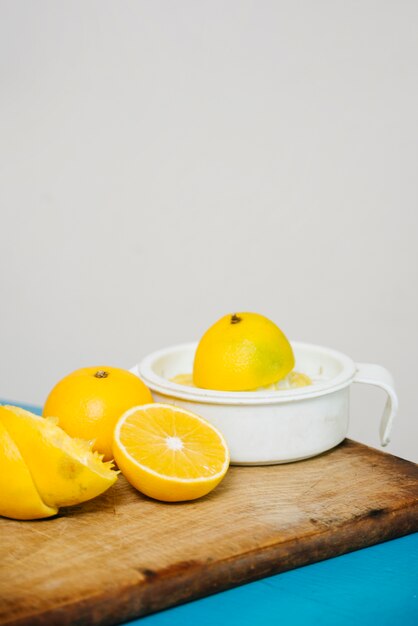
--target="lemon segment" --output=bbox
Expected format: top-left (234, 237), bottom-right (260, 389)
top-left (0, 405), bottom-right (118, 508)
top-left (0, 420), bottom-right (57, 520)
top-left (193, 312), bottom-right (295, 391)
top-left (113, 404), bottom-right (230, 502)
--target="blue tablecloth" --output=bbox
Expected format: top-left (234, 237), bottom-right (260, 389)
top-left (8, 400), bottom-right (418, 625)
top-left (136, 533), bottom-right (418, 626)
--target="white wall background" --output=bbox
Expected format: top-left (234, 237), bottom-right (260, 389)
top-left (1, 1), bottom-right (417, 461)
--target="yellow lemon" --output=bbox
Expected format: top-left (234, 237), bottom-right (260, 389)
top-left (193, 312), bottom-right (295, 391)
top-left (276, 371), bottom-right (312, 389)
top-left (0, 405), bottom-right (118, 511)
top-left (0, 420), bottom-right (57, 520)
top-left (113, 403), bottom-right (230, 502)
top-left (170, 373), bottom-right (195, 386)
top-left (43, 366), bottom-right (153, 460)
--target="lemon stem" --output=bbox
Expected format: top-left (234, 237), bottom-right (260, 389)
top-left (230, 314), bottom-right (242, 324)
top-left (94, 370), bottom-right (109, 378)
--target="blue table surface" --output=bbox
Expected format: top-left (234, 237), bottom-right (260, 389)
top-left (7, 401), bottom-right (418, 626)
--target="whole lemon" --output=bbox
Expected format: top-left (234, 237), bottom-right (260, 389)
top-left (43, 366), bottom-right (153, 460)
top-left (193, 312), bottom-right (295, 391)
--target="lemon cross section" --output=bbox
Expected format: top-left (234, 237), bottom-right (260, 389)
top-left (0, 420), bottom-right (58, 520)
top-left (113, 404), bottom-right (230, 502)
top-left (0, 405), bottom-right (118, 509)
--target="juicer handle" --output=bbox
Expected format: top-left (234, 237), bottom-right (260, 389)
top-left (353, 363), bottom-right (398, 446)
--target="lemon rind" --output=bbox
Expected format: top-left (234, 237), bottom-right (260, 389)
top-left (3, 405), bottom-right (118, 479)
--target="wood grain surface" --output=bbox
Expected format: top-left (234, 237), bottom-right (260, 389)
top-left (1, 439), bottom-right (417, 626)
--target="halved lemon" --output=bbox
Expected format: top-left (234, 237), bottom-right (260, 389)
top-left (193, 312), bottom-right (295, 391)
top-left (0, 405), bottom-right (118, 509)
top-left (113, 404), bottom-right (230, 502)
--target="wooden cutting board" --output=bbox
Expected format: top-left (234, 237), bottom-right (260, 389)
top-left (1, 439), bottom-right (417, 626)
